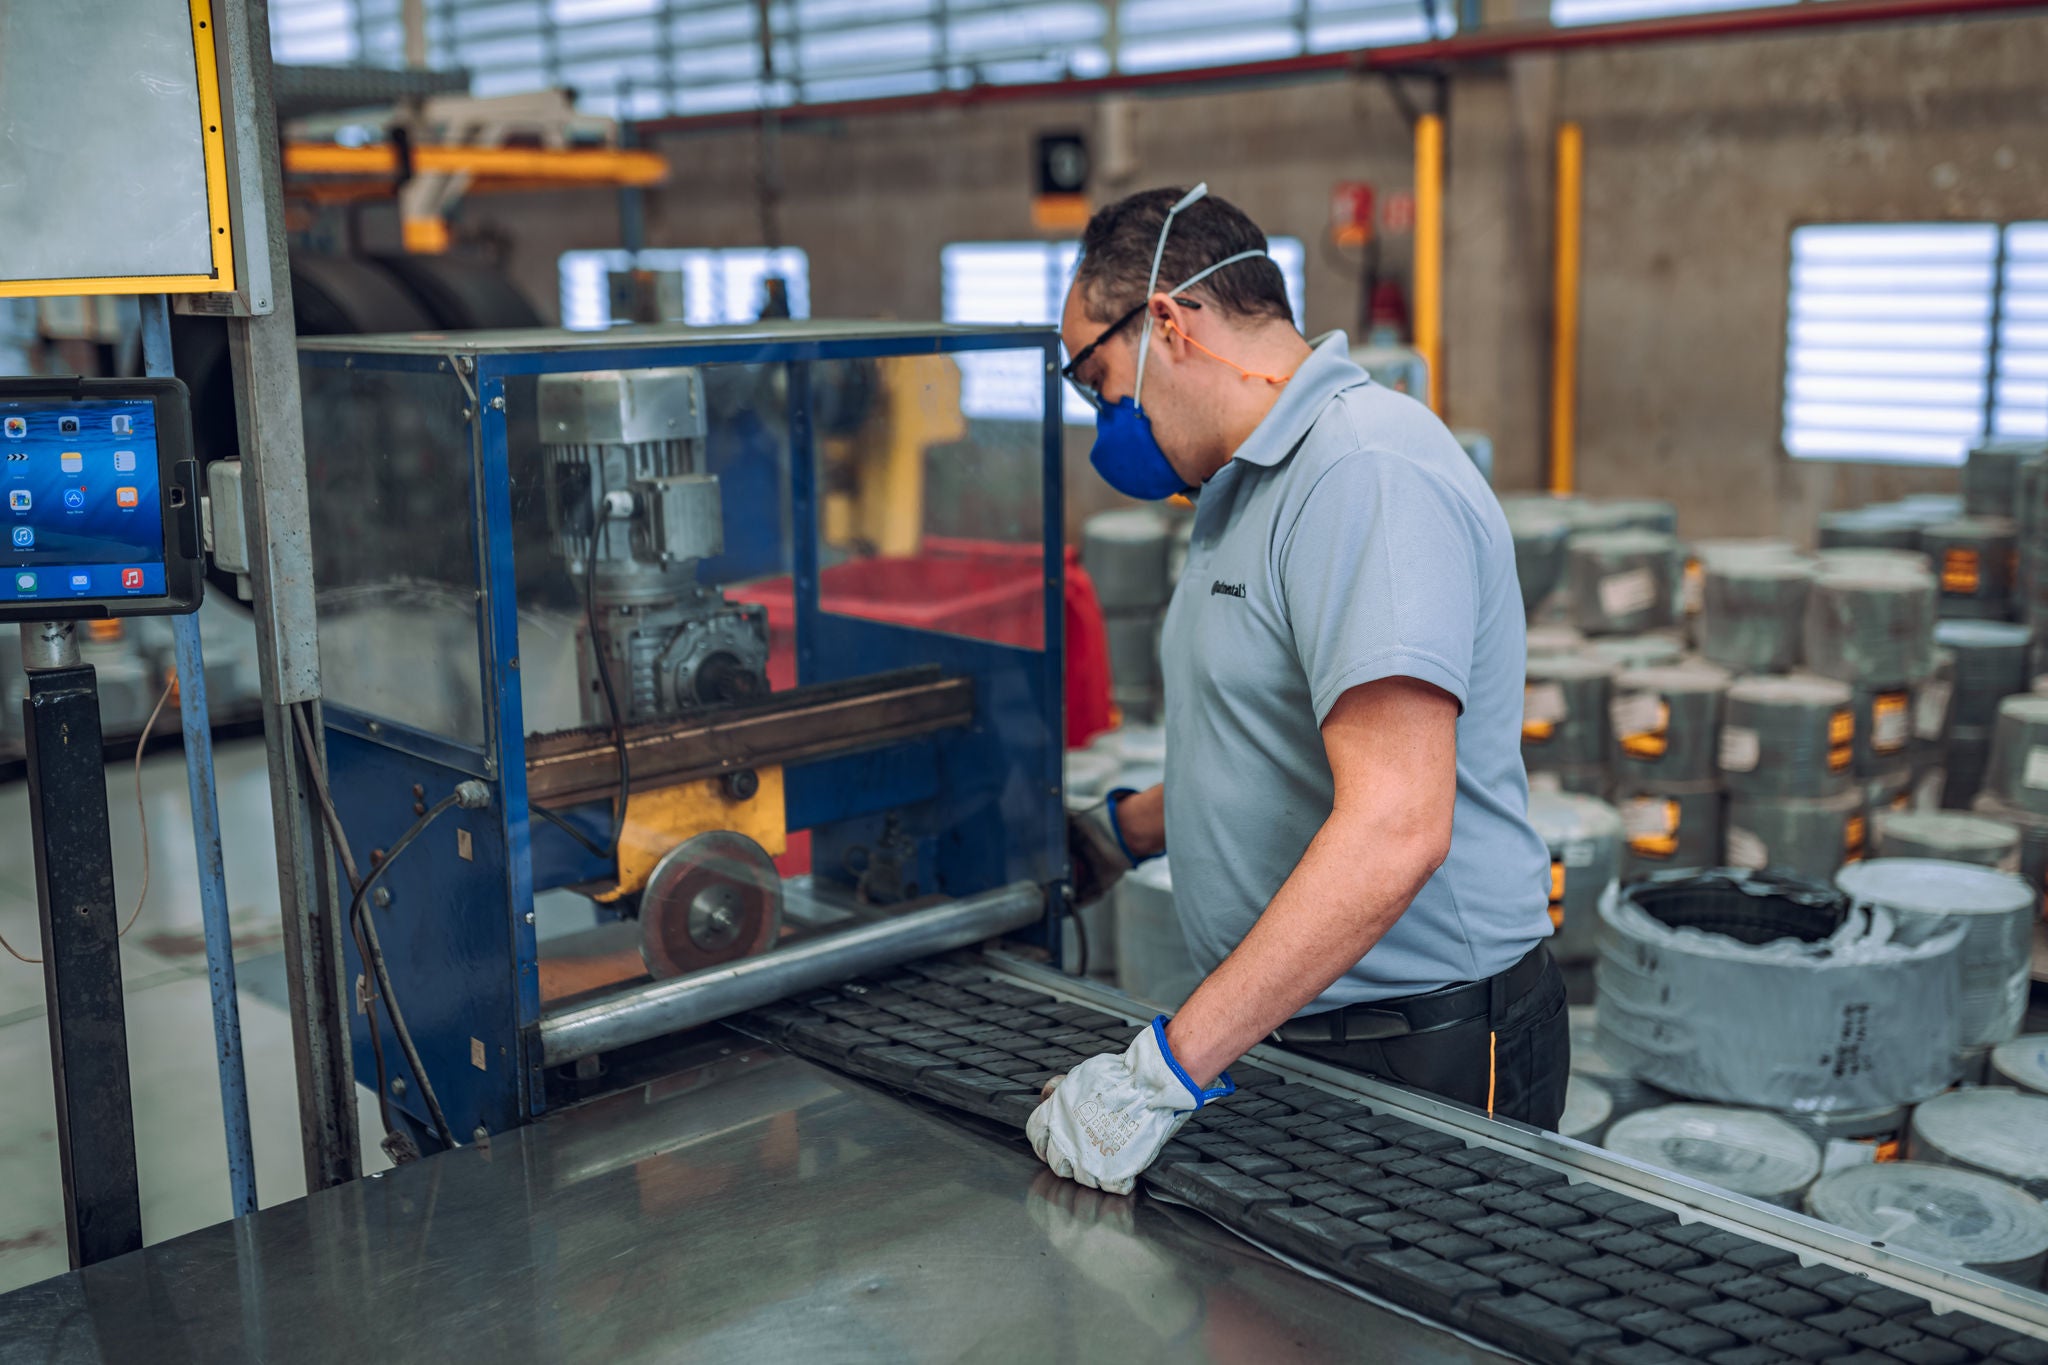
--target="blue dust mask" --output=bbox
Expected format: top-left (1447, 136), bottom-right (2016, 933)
top-left (1089, 397), bottom-right (1189, 501)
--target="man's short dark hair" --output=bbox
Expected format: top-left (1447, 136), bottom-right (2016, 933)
top-left (1073, 187), bottom-right (1294, 327)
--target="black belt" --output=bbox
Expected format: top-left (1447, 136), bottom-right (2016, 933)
top-left (1271, 943), bottom-right (1550, 1045)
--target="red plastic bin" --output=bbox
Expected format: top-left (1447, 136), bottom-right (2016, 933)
top-left (730, 536), bottom-right (1046, 692)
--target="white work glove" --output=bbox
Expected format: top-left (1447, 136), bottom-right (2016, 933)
top-left (1027, 1017), bottom-right (1236, 1195)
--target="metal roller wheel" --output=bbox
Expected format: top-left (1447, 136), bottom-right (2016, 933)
top-left (639, 830), bottom-right (784, 980)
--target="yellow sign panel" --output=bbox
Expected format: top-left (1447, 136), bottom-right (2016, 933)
top-left (0, 0), bottom-right (235, 298)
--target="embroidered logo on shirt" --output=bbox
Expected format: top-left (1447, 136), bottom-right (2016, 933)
top-left (1210, 580), bottom-right (1247, 599)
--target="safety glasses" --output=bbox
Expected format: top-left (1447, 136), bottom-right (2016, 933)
top-left (1060, 299), bottom-right (1204, 412)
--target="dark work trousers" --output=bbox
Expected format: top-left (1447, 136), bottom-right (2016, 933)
top-left (1275, 947), bottom-right (1572, 1130)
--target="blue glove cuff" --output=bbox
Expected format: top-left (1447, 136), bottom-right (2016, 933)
top-left (1105, 788), bottom-right (1159, 867)
top-left (1151, 1015), bottom-right (1236, 1109)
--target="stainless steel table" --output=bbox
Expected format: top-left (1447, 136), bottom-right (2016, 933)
top-left (0, 1038), bottom-right (1514, 1364)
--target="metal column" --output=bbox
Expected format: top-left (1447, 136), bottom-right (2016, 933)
top-left (214, 0), bottom-right (361, 1188)
top-left (20, 621), bottom-right (143, 1267)
top-left (140, 298), bottom-right (257, 1218)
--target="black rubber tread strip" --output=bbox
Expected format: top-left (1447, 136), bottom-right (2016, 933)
top-left (738, 956), bottom-right (2015, 1365)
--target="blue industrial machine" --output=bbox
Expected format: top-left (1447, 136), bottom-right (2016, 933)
top-left (296, 322), bottom-right (1066, 1152)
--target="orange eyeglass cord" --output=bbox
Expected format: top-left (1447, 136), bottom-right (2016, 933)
top-left (1164, 318), bottom-right (1294, 387)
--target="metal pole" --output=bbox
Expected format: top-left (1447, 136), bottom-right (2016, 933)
top-left (216, 0), bottom-right (362, 1189)
top-left (139, 298), bottom-right (257, 1219)
top-left (1549, 122), bottom-right (1584, 495)
top-left (539, 882), bottom-right (1044, 1065)
top-left (21, 621), bottom-right (143, 1267)
top-left (1412, 111), bottom-right (1446, 415)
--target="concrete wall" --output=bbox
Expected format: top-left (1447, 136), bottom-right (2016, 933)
top-left (454, 13), bottom-right (2048, 540)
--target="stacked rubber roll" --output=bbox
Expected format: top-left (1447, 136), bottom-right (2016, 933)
top-left (1807, 1162), bottom-right (2048, 1287)
top-left (1503, 496), bottom-right (1574, 619)
top-left (1964, 436), bottom-right (2041, 518)
top-left (1803, 560), bottom-right (1937, 797)
top-left (1525, 623), bottom-right (1584, 657)
top-left (1991, 1034), bottom-right (2048, 1094)
top-left (2014, 446), bottom-right (2048, 622)
top-left (1582, 633), bottom-right (1685, 671)
top-left (2002, 439), bottom-right (2048, 672)
top-left (1082, 509), bottom-right (1172, 724)
top-left (1596, 869), bottom-right (1965, 1112)
top-left (1922, 516), bottom-right (2019, 621)
top-left (1911, 646), bottom-right (1956, 805)
top-left (1983, 694), bottom-right (2048, 818)
top-left (1526, 790), bottom-right (1623, 965)
top-left (1718, 675), bottom-right (1862, 881)
top-left (1971, 693), bottom-right (2048, 910)
top-left (1522, 653), bottom-right (1615, 797)
top-left (1908, 1087), bottom-right (2048, 1199)
top-left (1934, 619), bottom-right (2032, 808)
top-left (1812, 545), bottom-right (1932, 575)
top-left (1567, 530), bottom-right (1683, 637)
top-left (1872, 809), bottom-right (2022, 872)
top-left (1836, 858), bottom-right (2036, 1052)
top-left (1697, 554), bottom-right (1813, 674)
top-left (1603, 1106), bottom-right (1822, 1209)
top-left (1816, 506), bottom-right (1923, 552)
top-left (1570, 497), bottom-right (1678, 536)
top-left (1609, 664), bottom-right (1728, 876)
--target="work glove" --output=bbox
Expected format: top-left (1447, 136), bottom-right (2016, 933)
top-left (1027, 1017), bottom-right (1235, 1195)
top-left (1068, 787), bottom-right (1143, 906)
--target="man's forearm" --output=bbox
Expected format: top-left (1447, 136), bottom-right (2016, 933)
top-left (1162, 814), bottom-right (1442, 1086)
top-left (1114, 784), bottom-right (1166, 860)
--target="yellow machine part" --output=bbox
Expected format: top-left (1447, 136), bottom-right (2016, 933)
top-left (821, 353), bottom-right (967, 558)
top-left (591, 765), bottom-right (787, 904)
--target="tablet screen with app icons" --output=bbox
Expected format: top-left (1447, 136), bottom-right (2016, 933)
top-left (0, 383), bottom-right (198, 617)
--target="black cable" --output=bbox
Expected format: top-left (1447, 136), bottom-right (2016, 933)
top-left (1069, 896), bottom-right (1090, 979)
top-left (531, 802), bottom-right (612, 859)
top-left (346, 794), bottom-right (462, 1150)
top-left (579, 516), bottom-right (633, 859)
top-left (293, 703), bottom-right (459, 1151)
top-left (292, 706), bottom-right (394, 1139)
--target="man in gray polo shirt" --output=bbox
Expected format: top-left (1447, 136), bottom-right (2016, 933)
top-left (1029, 185), bottom-right (1565, 1195)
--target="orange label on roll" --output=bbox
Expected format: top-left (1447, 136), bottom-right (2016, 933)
top-left (1942, 547), bottom-right (1980, 594)
top-left (1623, 798), bottom-right (1682, 858)
top-left (1871, 692), bottom-right (1910, 754)
top-left (1549, 862), bottom-right (1566, 929)
top-left (1844, 813), bottom-right (1867, 861)
top-left (1827, 707), bottom-right (1855, 772)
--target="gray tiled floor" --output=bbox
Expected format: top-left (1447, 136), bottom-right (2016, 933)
top-left (0, 737), bottom-right (389, 1295)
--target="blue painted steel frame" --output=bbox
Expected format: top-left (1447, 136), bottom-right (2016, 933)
top-left (305, 328), bottom-right (1067, 1137)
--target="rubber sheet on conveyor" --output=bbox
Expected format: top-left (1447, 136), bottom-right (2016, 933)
top-left (740, 955), bottom-right (2048, 1365)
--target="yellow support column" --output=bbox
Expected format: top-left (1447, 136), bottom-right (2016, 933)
top-left (1549, 122), bottom-right (1584, 495)
top-left (1413, 113), bottom-right (1445, 415)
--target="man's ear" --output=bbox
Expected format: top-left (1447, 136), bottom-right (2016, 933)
top-left (1149, 293), bottom-right (1194, 358)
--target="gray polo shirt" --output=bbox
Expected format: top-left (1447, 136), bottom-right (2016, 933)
top-left (1159, 332), bottom-right (1551, 1011)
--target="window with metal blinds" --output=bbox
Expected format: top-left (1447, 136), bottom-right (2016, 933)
top-left (558, 247), bottom-right (812, 328)
top-left (273, 1), bottom-right (1454, 117)
top-left (1782, 222), bottom-right (2046, 465)
top-left (941, 237), bottom-right (1309, 424)
top-left (1550, 0), bottom-right (1774, 26)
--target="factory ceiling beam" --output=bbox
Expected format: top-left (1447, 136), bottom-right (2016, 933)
top-left (634, 0), bottom-right (2048, 137)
